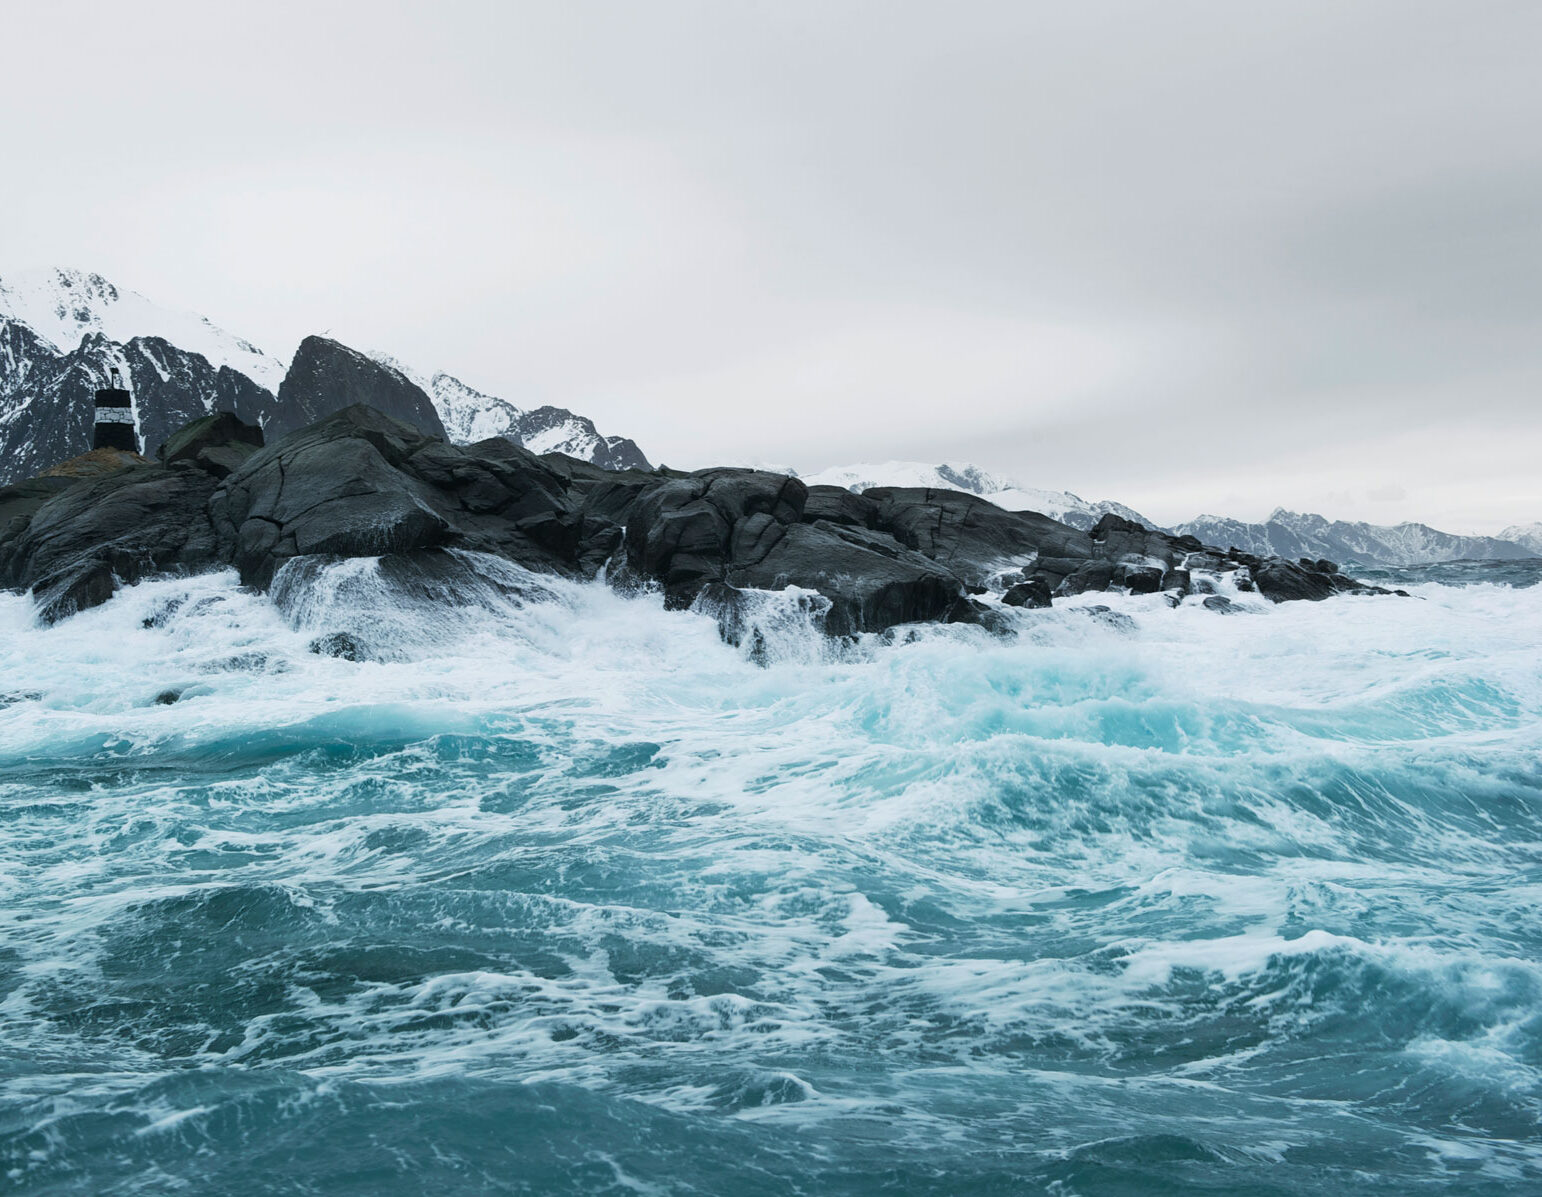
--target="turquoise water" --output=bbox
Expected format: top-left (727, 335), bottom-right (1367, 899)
top-left (2, 557), bottom-right (1540, 1194)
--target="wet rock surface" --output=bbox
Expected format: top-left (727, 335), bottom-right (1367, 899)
top-left (0, 404), bottom-right (1390, 630)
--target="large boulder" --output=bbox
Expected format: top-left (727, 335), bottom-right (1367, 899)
top-left (157, 410), bottom-right (265, 478)
top-left (622, 469), bottom-right (808, 606)
top-left (862, 486), bottom-right (1094, 585)
top-left (210, 405), bottom-right (457, 587)
top-left (802, 484), bottom-right (878, 529)
top-left (208, 405), bottom-right (595, 589)
top-left (270, 336), bottom-right (447, 439)
top-left (1249, 555), bottom-right (1358, 602)
top-left (726, 520), bottom-right (963, 636)
top-left (0, 477), bottom-right (77, 540)
top-left (0, 465), bottom-right (220, 622)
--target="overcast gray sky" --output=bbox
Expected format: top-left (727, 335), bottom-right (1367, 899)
top-left (5, 1), bottom-right (1539, 530)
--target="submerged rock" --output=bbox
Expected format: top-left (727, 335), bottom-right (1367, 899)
top-left (308, 631), bottom-right (369, 661)
top-left (1002, 579), bottom-right (1053, 609)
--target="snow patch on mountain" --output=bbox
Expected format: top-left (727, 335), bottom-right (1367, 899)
top-left (800, 460), bottom-right (1155, 530)
top-left (1498, 522), bottom-right (1542, 556)
top-left (801, 461), bottom-right (1011, 496)
top-left (369, 352), bottom-right (650, 470)
top-left (1175, 508), bottom-right (1533, 566)
top-left (0, 268), bottom-right (285, 392)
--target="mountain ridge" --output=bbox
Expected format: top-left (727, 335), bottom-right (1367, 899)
top-left (1175, 509), bottom-right (1534, 567)
top-left (0, 268), bottom-right (650, 479)
top-left (369, 353), bottom-right (651, 471)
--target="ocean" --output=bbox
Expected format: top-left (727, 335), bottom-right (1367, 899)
top-left (2, 557), bottom-right (1539, 1194)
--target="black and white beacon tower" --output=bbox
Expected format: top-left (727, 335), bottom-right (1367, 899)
top-left (92, 367), bottom-right (138, 452)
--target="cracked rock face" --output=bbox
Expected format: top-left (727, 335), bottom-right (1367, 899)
top-left (0, 404), bottom-right (1388, 631)
top-left (269, 336), bottom-right (447, 440)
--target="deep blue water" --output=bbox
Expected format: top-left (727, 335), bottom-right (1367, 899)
top-left (2, 557), bottom-right (1540, 1194)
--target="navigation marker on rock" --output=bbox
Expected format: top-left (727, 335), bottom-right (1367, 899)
top-left (93, 367), bottom-right (137, 452)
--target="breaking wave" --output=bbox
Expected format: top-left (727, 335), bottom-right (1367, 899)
top-left (1, 556), bottom-right (1540, 1194)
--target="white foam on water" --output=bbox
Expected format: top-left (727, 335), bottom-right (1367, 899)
top-left (1, 562), bottom-right (1540, 1187)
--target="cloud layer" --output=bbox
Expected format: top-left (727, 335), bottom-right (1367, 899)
top-left (4, 1), bottom-right (1538, 529)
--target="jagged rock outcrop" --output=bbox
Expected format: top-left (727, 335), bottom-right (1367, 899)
top-left (158, 411), bottom-right (265, 477)
top-left (271, 337), bottom-right (447, 440)
top-left (0, 463), bottom-right (220, 622)
top-left (0, 404), bottom-right (1392, 634)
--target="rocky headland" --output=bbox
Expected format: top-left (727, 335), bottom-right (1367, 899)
top-left (0, 403), bottom-right (1394, 646)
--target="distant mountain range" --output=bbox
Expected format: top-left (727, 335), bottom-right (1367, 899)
top-left (807, 464), bottom-right (1539, 566)
top-left (1171, 510), bottom-right (1536, 568)
top-left (0, 267), bottom-right (649, 485)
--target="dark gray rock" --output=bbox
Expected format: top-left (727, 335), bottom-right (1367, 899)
top-left (1250, 556), bottom-right (1344, 603)
top-left (802, 485), bottom-right (877, 529)
top-left (862, 486), bottom-right (1093, 586)
top-left (157, 410), bottom-right (265, 477)
top-left (1002, 579), bottom-right (1053, 609)
top-left (210, 406), bottom-right (457, 587)
top-left (271, 336), bottom-right (446, 439)
top-left (1, 399), bottom-right (1391, 632)
top-left (1118, 564), bottom-right (1166, 594)
top-left (726, 520), bottom-right (962, 636)
top-left (622, 469), bottom-right (808, 607)
top-left (0, 464), bottom-right (220, 622)
top-left (0, 477), bottom-right (76, 542)
top-left (309, 631), bottom-right (368, 660)
top-left (1057, 560), bottom-right (1116, 597)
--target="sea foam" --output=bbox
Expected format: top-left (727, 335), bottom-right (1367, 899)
top-left (1, 560), bottom-right (1539, 1194)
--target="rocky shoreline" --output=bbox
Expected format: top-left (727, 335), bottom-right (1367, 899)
top-left (0, 405), bottom-right (1394, 643)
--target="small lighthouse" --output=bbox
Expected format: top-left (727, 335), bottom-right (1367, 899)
top-left (93, 367), bottom-right (138, 452)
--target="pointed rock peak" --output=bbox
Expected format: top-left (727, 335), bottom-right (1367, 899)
top-left (273, 336), bottom-right (447, 441)
top-left (0, 266), bottom-right (285, 390)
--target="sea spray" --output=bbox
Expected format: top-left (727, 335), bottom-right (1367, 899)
top-left (1, 564), bottom-right (1539, 1194)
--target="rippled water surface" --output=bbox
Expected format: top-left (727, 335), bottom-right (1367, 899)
top-left (2, 558), bottom-right (1540, 1195)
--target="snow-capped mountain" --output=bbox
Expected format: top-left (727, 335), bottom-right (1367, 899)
top-left (0, 268), bottom-right (286, 392)
top-left (0, 268), bottom-right (651, 485)
top-left (0, 316), bottom-right (273, 482)
top-left (1499, 523), bottom-right (1542, 556)
top-left (1175, 509), bottom-right (1534, 566)
top-left (372, 353), bottom-right (650, 470)
top-left (799, 461), bottom-right (1155, 531)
